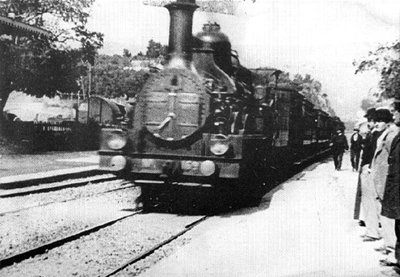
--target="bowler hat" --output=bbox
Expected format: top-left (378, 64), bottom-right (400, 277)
top-left (364, 108), bottom-right (376, 119)
top-left (375, 108), bottom-right (393, 123)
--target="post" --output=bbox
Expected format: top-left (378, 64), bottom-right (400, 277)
top-left (87, 63), bottom-right (91, 123)
top-left (88, 63), bottom-right (92, 97)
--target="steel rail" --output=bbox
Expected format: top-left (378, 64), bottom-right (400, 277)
top-left (0, 181), bottom-right (136, 216)
top-left (0, 210), bottom-right (142, 269)
top-left (0, 167), bottom-right (100, 190)
top-left (0, 174), bottom-right (118, 198)
top-left (102, 216), bottom-right (208, 277)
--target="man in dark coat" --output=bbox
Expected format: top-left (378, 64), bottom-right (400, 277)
top-left (371, 109), bottom-right (398, 255)
top-left (350, 127), bottom-right (363, 171)
top-left (354, 109), bottom-right (378, 223)
top-left (360, 109), bottom-right (383, 171)
top-left (332, 129), bottom-right (349, 170)
top-left (359, 108), bottom-right (385, 241)
top-left (381, 101), bottom-right (400, 269)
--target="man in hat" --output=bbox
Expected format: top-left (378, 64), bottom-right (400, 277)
top-left (370, 109), bottom-right (398, 259)
top-left (359, 107), bottom-right (384, 241)
top-left (331, 129), bottom-right (349, 170)
top-left (350, 127), bottom-right (363, 171)
top-left (361, 108), bottom-right (378, 170)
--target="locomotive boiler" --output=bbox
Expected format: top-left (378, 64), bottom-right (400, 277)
top-left (98, 0), bottom-right (342, 209)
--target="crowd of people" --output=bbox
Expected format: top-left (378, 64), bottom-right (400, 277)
top-left (333, 102), bottom-right (400, 274)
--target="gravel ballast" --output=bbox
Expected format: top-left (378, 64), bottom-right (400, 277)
top-left (0, 213), bottom-right (204, 277)
top-left (115, 232), bottom-right (194, 277)
top-left (0, 178), bottom-right (131, 215)
top-left (0, 187), bottom-right (139, 260)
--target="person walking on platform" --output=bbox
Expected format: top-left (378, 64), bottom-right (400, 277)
top-left (331, 129), bottom-right (349, 170)
top-left (360, 108), bottom-right (384, 241)
top-left (381, 101), bottom-right (400, 271)
top-left (350, 127), bottom-right (363, 171)
top-left (370, 109), bottom-right (398, 257)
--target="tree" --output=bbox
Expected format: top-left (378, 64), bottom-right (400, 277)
top-left (123, 48), bottom-right (132, 59)
top-left (92, 53), bottom-right (150, 99)
top-left (92, 40), bottom-right (167, 100)
top-left (354, 41), bottom-right (400, 99)
top-left (292, 73), bottom-right (335, 115)
top-left (145, 39), bottom-right (168, 59)
top-left (0, 0), bottom-right (103, 124)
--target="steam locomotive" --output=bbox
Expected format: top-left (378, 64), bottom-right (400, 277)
top-left (98, 0), bottom-right (343, 207)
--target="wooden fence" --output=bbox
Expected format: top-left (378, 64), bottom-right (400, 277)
top-left (3, 121), bottom-right (101, 152)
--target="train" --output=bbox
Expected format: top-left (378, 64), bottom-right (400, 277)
top-left (98, 0), bottom-right (344, 209)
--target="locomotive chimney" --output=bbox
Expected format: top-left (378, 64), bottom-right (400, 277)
top-left (165, 0), bottom-right (198, 68)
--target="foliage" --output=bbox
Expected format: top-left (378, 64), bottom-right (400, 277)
top-left (145, 39), bottom-right (168, 59)
top-left (0, 0), bottom-right (103, 112)
top-left (3, 0), bottom-right (103, 48)
top-left (251, 68), bottom-right (336, 116)
top-left (123, 48), bottom-right (132, 59)
top-left (132, 39), bottom-right (167, 65)
top-left (292, 74), bottom-right (335, 116)
top-left (2, 38), bottom-right (85, 96)
top-left (91, 54), bottom-right (150, 99)
top-left (354, 41), bottom-right (400, 99)
top-left (89, 40), bottom-right (168, 99)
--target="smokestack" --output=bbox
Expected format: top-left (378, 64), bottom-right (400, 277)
top-left (165, 0), bottom-right (198, 68)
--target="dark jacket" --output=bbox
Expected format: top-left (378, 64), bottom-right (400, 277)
top-left (350, 133), bottom-right (363, 151)
top-left (381, 133), bottom-right (400, 219)
top-left (332, 134), bottom-right (349, 154)
top-left (360, 130), bottom-right (383, 167)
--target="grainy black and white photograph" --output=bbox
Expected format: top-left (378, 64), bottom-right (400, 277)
top-left (0, 0), bottom-right (400, 276)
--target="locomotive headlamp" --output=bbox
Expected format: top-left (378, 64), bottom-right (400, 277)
top-left (199, 160), bottom-right (216, 176)
top-left (210, 134), bottom-right (230, 156)
top-left (107, 132), bottom-right (128, 150)
top-left (110, 155), bottom-right (127, 171)
top-left (101, 128), bottom-right (127, 150)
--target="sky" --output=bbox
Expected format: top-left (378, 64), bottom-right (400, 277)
top-left (86, 0), bottom-right (400, 122)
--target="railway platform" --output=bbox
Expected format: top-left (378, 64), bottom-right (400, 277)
top-left (0, 151), bottom-right (99, 180)
top-left (139, 152), bottom-right (399, 277)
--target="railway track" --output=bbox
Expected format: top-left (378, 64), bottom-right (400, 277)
top-left (0, 210), bottom-right (208, 277)
top-left (0, 166), bottom-right (100, 190)
top-left (0, 210), bottom-right (142, 269)
top-left (0, 157), bottom-right (329, 276)
top-left (103, 216), bottom-right (208, 277)
top-left (0, 173), bottom-right (118, 198)
top-left (0, 178), bottom-right (136, 216)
